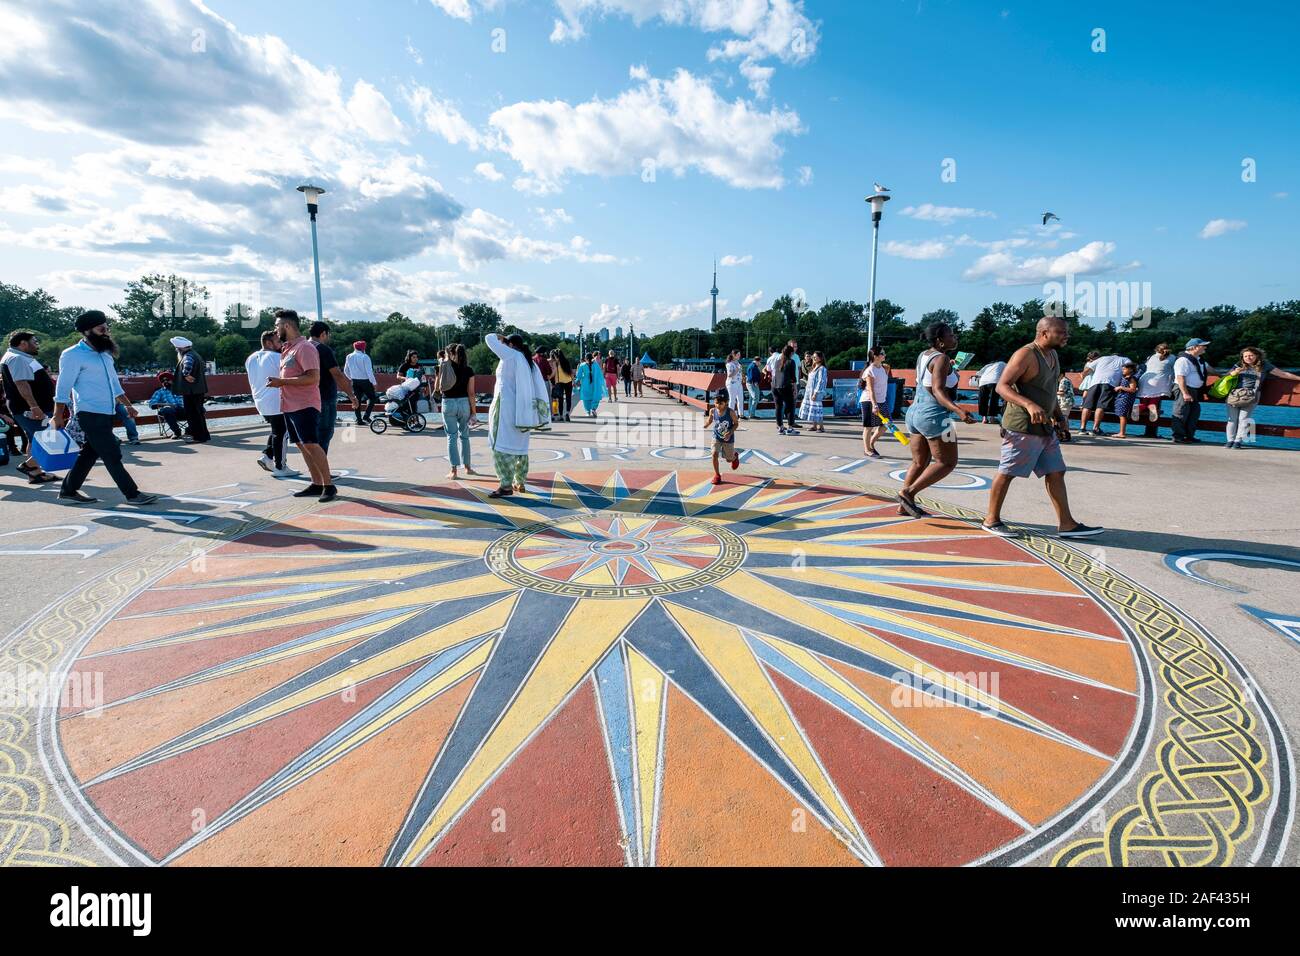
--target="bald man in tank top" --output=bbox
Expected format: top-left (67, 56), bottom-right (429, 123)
top-left (982, 315), bottom-right (1103, 538)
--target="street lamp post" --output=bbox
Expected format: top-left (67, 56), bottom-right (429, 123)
top-left (865, 189), bottom-right (891, 350)
top-left (297, 184), bottom-right (326, 320)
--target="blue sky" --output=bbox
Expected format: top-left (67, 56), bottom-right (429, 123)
top-left (0, 0), bottom-right (1296, 334)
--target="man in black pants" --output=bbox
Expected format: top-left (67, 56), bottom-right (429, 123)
top-left (52, 312), bottom-right (157, 505)
top-left (172, 335), bottom-right (211, 443)
top-left (1171, 338), bottom-right (1214, 443)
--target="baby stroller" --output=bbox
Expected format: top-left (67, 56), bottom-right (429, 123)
top-left (369, 379), bottom-right (427, 434)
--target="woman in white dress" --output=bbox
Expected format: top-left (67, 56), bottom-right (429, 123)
top-left (725, 350), bottom-right (745, 420)
top-left (485, 333), bottom-right (552, 498)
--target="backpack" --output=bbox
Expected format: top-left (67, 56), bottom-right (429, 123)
top-left (436, 361), bottom-right (457, 393)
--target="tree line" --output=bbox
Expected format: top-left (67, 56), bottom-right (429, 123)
top-left (3, 276), bottom-right (1296, 377)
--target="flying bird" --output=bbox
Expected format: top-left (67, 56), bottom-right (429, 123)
top-left (874, 182), bottom-right (891, 193)
top-left (1042, 212), bottom-right (1060, 225)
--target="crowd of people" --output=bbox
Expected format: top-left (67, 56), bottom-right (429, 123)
top-left (2, 309), bottom-right (1294, 526)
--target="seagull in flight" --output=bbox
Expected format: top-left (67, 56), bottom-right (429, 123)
top-left (874, 182), bottom-right (891, 193)
top-left (1042, 212), bottom-right (1060, 225)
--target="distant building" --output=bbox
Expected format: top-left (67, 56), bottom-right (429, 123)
top-left (615, 326), bottom-right (623, 340)
top-left (598, 328), bottom-right (610, 343)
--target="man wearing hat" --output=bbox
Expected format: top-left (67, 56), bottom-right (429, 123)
top-left (147, 371), bottom-right (187, 439)
top-left (1171, 338), bottom-right (1216, 444)
top-left (171, 335), bottom-right (210, 443)
top-left (52, 311), bottom-right (157, 505)
top-left (343, 339), bottom-right (378, 424)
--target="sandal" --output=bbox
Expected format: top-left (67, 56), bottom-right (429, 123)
top-left (488, 487), bottom-right (513, 498)
top-left (28, 471), bottom-right (58, 484)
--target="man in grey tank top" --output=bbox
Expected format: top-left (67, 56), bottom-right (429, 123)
top-left (982, 315), bottom-right (1102, 538)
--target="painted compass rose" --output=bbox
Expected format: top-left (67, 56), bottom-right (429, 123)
top-left (49, 469), bottom-right (1147, 866)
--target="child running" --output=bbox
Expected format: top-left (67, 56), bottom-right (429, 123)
top-left (703, 392), bottom-right (741, 485)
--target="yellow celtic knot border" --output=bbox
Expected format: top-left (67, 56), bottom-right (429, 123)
top-left (1021, 536), bottom-right (1278, 867)
top-left (0, 511), bottom-right (290, 868)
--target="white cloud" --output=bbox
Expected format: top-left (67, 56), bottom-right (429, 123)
top-left (719, 254), bottom-right (751, 267)
top-left (742, 290), bottom-right (764, 308)
top-left (535, 207), bottom-right (574, 229)
top-left (438, 208), bottom-right (619, 269)
top-left (961, 240), bottom-right (1131, 286)
top-left (405, 36), bottom-right (424, 65)
top-left (488, 67), bottom-right (802, 192)
top-left (427, 0), bottom-right (476, 20)
top-left (474, 162), bottom-right (504, 181)
top-left (347, 81), bottom-right (406, 142)
top-left (797, 165), bottom-right (813, 186)
top-left (1273, 192), bottom-right (1289, 200)
top-left (899, 203), bottom-right (996, 224)
top-left (882, 239), bottom-right (952, 260)
top-left (405, 86), bottom-right (483, 149)
top-left (1199, 218), bottom-right (1246, 239)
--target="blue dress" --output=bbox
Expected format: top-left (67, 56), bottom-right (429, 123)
top-left (576, 361), bottom-right (607, 413)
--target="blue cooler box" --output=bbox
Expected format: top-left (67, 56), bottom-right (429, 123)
top-left (30, 427), bottom-right (82, 473)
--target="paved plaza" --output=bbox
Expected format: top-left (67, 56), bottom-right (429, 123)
top-left (1, 393), bottom-right (1295, 867)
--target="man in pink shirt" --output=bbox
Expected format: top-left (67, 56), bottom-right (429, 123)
top-left (267, 309), bottom-right (336, 502)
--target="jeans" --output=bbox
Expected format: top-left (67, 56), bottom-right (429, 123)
top-left (263, 413), bottom-right (287, 468)
top-left (443, 397), bottom-right (472, 468)
top-left (156, 405), bottom-right (186, 437)
top-left (774, 386), bottom-right (795, 429)
top-left (623, 378), bottom-right (631, 397)
top-left (183, 393), bottom-right (210, 441)
top-left (317, 401), bottom-right (338, 453)
top-left (554, 382), bottom-right (573, 419)
top-left (352, 380), bottom-right (378, 422)
top-left (1170, 396), bottom-right (1201, 441)
top-left (747, 383), bottom-right (760, 418)
top-left (1225, 402), bottom-right (1257, 444)
top-left (63, 411), bottom-right (139, 498)
top-left (114, 403), bottom-right (139, 441)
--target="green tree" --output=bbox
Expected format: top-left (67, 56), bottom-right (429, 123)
top-left (457, 302), bottom-right (503, 337)
top-left (0, 282), bottom-right (78, 339)
top-left (372, 328), bottom-right (427, 367)
top-left (215, 334), bottom-right (252, 370)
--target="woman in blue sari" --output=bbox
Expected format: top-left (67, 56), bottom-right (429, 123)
top-left (576, 352), bottom-right (607, 417)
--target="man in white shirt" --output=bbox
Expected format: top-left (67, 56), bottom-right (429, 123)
top-left (245, 330), bottom-right (297, 476)
top-left (1171, 338), bottom-right (1214, 444)
top-left (976, 360), bottom-right (1007, 423)
top-left (1079, 353), bottom-right (1131, 436)
top-left (343, 340), bottom-right (379, 424)
top-left (1137, 342), bottom-right (1175, 437)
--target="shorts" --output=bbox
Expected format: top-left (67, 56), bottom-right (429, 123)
top-left (1081, 383), bottom-right (1114, 412)
top-left (284, 406), bottom-right (321, 446)
top-left (861, 401), bottom-right (891, 427)
top-left (711, 440), bottom-right (737, 462)
top-left (998, 428), bottom-right (1066, 479)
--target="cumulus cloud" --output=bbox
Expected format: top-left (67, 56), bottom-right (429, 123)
top-left (535, 207), bottom-right (574, 229)
top-left (405, 86), bottom-right (484, 149)
top-left (719, 254), bottom-right (752, 267)
top-left (882, 239), bottom-right (952, 260)
top-left (474, 161), bottom-right (504, 181)
top-left (347, 81), bottom-right (406, 142)
top-left (488, 66), bottom-right (802, 192)
top-left (961, 240), bottom-right (1134, 286)
top-left (742, 289), bottom-right (764, 308)
top-left (797, 165), bottom-right (813, 186)
top-left (438, 208), bottom-right (619, 269)
top-left (899, 203), bottom-right (996, 224)
top-left (1199, 218), bottom-right (1246, 239)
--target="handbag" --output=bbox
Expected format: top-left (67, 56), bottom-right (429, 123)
top-left (1207, 373), bottom-right (1238, 400)
top-left (1226, 381), bottom-right (1260, 408)
top-left (31, 427), bottom-right (82, 473)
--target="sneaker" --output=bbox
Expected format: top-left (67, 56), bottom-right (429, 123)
top-left (318, 485), bottom-right (338, 503)
top-left (257, 455), bottom-right (275, 472)
top-left (981, 521), bottom-right (1017, 537)
top-left (1058, 523), bottom-right (1104, 538)
top-left (272, 466), bottom-right (301, 478)
top-left (124, 492), bottom-right (159, 505)
top-left (127, 438), bottom-right (141, 445)
top-left (57, 490), bottom-right (98, 503)
top-left (292, 484), bottom-right (323, 498)
top-left (867, 450), bottom-right (883, 459)
top-left (710, 475), bottom-right (723, 485)
top-left (730, 456), bottom-right (740, 471)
